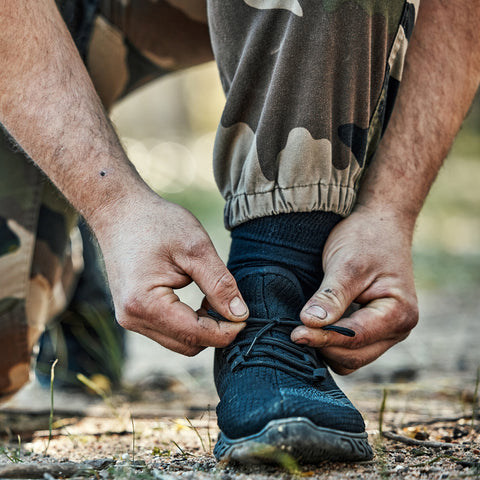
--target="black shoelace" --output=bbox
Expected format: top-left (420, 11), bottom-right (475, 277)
top-left (208, 310), bottom-right (355, 382)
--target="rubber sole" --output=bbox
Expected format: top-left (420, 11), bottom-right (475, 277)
top-left (214, 417), bottom-right (373, 465)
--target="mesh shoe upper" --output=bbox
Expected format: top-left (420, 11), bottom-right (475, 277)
top-left (214, 266), bottom-right (366, 439)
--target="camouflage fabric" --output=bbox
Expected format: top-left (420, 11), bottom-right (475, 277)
top-left (209, 0), bottom-right (420, 228)
top-left (0, 133), bottom-right (82, 400)
top-left (0, 0), bottom-right (419, 398)
top-left (0, 0), bottom-right (206, 399)
top-left (93, 0), bottom-right (213, 109)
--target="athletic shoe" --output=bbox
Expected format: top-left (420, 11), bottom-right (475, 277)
top-left (212, 266), bottom-right (373, 464)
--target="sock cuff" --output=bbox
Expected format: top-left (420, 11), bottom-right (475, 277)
top-left (231, 212), bottom-right (343, 254)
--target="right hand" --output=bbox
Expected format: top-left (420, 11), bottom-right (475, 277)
top-left (93, 191), bottom-right (249, 356)
top-left (294, 206), bottom-right (418, 374)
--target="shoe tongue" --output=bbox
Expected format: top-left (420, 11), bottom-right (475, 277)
top-left (234, 266), bottom-right (305, 321)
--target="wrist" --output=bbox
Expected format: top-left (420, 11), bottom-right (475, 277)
top-left (351, 200), bottom-right (417, 239)
top-left (354, 161), bottom-right (422, 235)
top-left (85, 174), bottom-right (158, 240)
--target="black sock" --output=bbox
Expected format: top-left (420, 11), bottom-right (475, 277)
top-left (227, 212), bottom-right (342, 300)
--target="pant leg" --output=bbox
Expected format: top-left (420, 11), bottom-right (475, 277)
top-left (90, 0), bottom-right (212, 110)
top-left (207, 0), bottom-right (419, 229)
top-left (0, 133), bottom-right (81, 401)
top-left (0, 0), bottom-right (213, 399)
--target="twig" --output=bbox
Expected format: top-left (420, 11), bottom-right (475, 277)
top-left (33, 429), bottom-right (131, 439)
top-left (44, 359), bottom-right (58, 455)
top-left (172, 440), bottom-right (193, 457)
top-left (402, 414), bottom-right (480, 427)
top-left (131, 413), bottom-right (136, 464)
top-left (0, 461), bottom-right (95, 479)
top-left (382, 431), bottom-right (458, 448)
top-left (412, 455), bottom-right (480, 469)
top-left (379, 388), bottom-right (388, 436)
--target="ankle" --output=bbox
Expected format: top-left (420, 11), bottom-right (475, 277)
top-left (228, 212), bottom-right (342, 297)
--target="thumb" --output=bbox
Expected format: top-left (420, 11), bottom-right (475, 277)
top-left (186, 244), bottom-right (249, 322)
top-left (300, 269), bottom-right (362, 328)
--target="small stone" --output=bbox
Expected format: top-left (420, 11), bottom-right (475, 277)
top-left (414, 431), bottom-right (430, 441)
top-left (453, 426), bottom-right (468, 439)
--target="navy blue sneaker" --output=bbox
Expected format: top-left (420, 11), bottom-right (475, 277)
top-left (212, 266), bottom-right (373, 464)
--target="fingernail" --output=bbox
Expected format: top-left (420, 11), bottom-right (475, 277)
top-left (229, 296), bottom-right (248, 317)
top-left (305, 305), bottom-right (327, 319)
top-left (291, 327), bottom-right (309, 344)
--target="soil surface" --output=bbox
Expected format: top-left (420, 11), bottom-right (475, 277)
top-left (0, 288), bottom-right (479, 479)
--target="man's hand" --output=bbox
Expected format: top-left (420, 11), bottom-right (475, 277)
top-left (292, 0), bottom-right (480, 374)
top-left (95, 191), bottom-right (248, 356)
top-left (291, 207), bottom-right (417, 374)
top-left (0, 0), bottom-right (248, 357)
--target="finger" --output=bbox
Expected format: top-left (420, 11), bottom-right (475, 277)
top-left (295, 298), bottom-right (412, 348)
top-left (320, 338), bottom-right (406, 375)
top-left (183, 241), bottom-right (249, 322)
top-left (139, 328), bottom-right (205, 357)
top-left (118, 287), bottom-right (246, 354)
top-left (199, 297), bottom-right (211, 313)
top-left (300, 270), bottom-right (366, 328)
top-left (142, 312), bottom-right (246, 352)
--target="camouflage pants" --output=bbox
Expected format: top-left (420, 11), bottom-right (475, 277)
top-left (0, 0), bottom-right (212, 400)
top-left (0, 0), bottom-right (418, 398)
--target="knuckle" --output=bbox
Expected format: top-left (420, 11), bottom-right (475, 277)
top-left (211, 270), bottom-right (236, 297)
top-left (342, 257), bottom-right (367, 280)
top-left (406, 300), bottom-right (419, 328)
top-left (324, 355), bottom-right (361, 375)
top-left (313, 286), bottom-right (345, 310)
top-left (115, 314), bottom-right (132, 331)
top-left (184, 235), bottom-right (212, 261)
top-left (338, 354), bottom-right (364, 372)
top-left (117, 294), bottom-right (152, 331)
top-left (216, 332), bottom-right (236, 348)
top-left (179, 346), bottom-right (201, 357)
top-left (178, 331), bottom-right (200, 349)
top-left (345, 333), bottom-right (364, 350)
top-left (121, 295), bottom-right (144, 319)
top-left (395, 298), bottom-right (419, 333)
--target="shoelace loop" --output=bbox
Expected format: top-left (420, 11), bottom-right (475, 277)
top-left (208, 310), bottom-right (354, 382)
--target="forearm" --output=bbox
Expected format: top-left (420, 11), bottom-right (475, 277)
top-left (0, 0), bottom-right (150, 231)
top-left (357, 0), bottom-right (480, 229)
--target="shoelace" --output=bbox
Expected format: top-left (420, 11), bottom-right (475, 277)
top-left (208, 310), bottom-right (355, 382)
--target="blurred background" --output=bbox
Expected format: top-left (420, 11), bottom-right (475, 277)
top-left (107, 62), bottom-right (480, 390)
top-left (7, 62), bottom-right (478, 415)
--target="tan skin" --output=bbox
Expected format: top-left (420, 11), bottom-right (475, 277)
top-left (293, 0), bottom-right (480, 373)
top-left (0, 0), bottom-right (479, 369)
top-left (0, 0), bottom-right (248, 357)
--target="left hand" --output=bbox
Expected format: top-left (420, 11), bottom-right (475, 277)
top-left (290, 206), bottom-right (419, 374)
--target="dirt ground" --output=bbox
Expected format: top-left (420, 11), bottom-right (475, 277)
top-left (0, 373), bottom-right (479, 480)
top-left (0, 288), bottom-right (479, 479)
